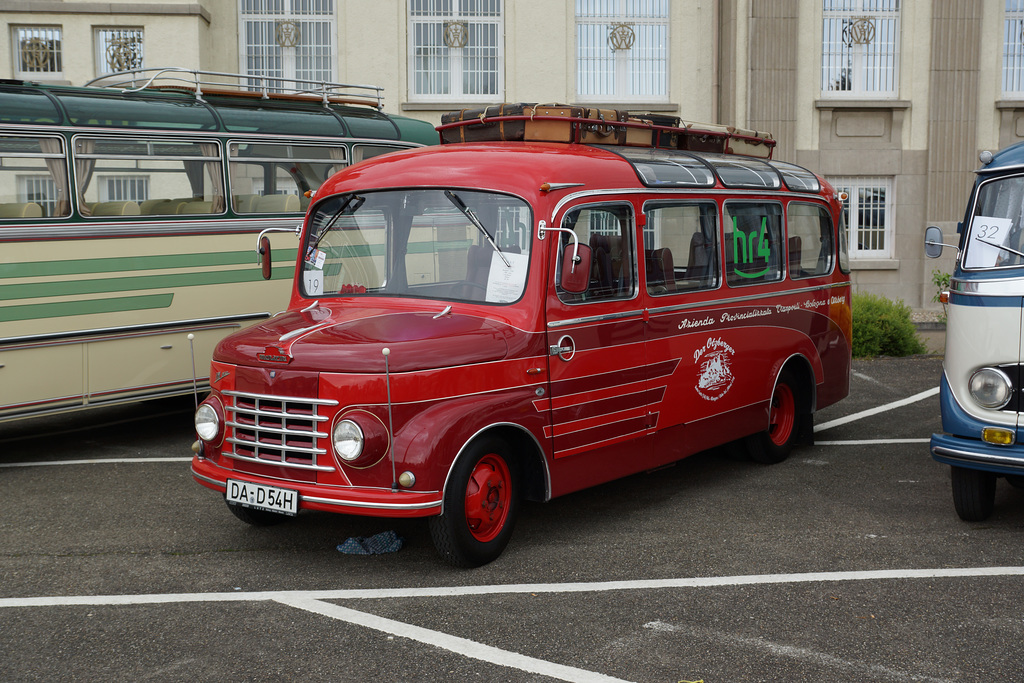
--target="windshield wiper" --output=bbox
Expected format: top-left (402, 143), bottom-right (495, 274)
top-left (444, 190), bottom-right (511, 267)
top-left (311, 194), bottom-right (365, 252)
top-left (978, 238), bottom-right (1024, 261)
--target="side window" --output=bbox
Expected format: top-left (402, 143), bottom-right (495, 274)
top-left (75, 137), bottom-right (224, 217)
top-left (724, 202), bottom-right (784, 286)
top-left (557, 203), bottom-right (635, 303)
top-left (0, 135), bottom-right (70, 219)
top-left (229, 142), bottom-right (346, 214)
top-left (644, 201), bottom-right (719, 294)
top-left (787, 202), bottom-right (834, 279)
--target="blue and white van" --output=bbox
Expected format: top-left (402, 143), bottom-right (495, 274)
top-left (926, 144), bottom-right (1024, 520)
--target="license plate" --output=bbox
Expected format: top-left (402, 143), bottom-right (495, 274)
top-left (226, 479), bottom-right (299, 516)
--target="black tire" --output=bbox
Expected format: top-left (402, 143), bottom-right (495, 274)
top-left (1005, 474), bottom-right (1024, 490)
top-left (951, 466), bottom-right (996, 522)
top-left (428, 437), bottom-right (520, 568)
top-left (226, 501), bottom-right (290, 527)
top-left (744, 370), bottom-right (802, 464)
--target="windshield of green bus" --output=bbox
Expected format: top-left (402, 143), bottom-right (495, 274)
top-left (302, 189), bottom-right (532, 304)
top-left (964, 174), bottom-right (1024, 269)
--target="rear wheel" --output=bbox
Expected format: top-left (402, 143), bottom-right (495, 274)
top-left (951, 466), bottom-right (996, 522)
top-left (744, 370), bottom-right (802, 464)
top-left (226, 501), bottom-right (290, 526)
top-left (429, 437), bottom-right (520, 568)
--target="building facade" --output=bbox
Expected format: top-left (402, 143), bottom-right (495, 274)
top-left (3, 0), bottom-right (1019, 310)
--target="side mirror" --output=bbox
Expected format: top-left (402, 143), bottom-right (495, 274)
top-left (259, 234), bottom-right (273, 279)
top-left (924, 226), bottom-right (945, 259)
top-left (560, 243), bottom-right (592, 294)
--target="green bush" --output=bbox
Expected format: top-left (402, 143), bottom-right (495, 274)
top-left (852, 293), bottom-right (927, 358)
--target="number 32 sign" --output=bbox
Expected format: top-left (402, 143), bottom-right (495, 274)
top-left (965, 215), bottom-right (1013, 268)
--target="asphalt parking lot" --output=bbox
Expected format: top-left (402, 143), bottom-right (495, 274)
top-left (2, 354), bottom-right (1023, 682)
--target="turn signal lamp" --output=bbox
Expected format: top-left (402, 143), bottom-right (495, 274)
top-left (982, 427), bottom-right (1014, 446)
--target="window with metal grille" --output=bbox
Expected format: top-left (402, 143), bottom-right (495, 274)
top-left (576, 0), bottom-right (668, 102)
top-left (239, 0), bottom-right (336, 90)
top-left (408, 0), bottom-right (503, 101)
top-left (1005, 1), bottom-right (1024, 94)
top-left (821, 0), bottom-right (900, 98)
top-left (13, 26), bottom-right (63, 79)
top-left (99, 176), bottom-right (149, 203)
top-left (829, 176), bottom-right (892, 259)
top-left (95, 28), bottom-right (144, 77)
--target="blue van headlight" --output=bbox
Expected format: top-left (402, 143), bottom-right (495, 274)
top-left (968, 367), bottom-right (1013, 409)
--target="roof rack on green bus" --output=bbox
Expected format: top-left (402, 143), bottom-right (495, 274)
top-left (85, 67), bottom-right (385, 110)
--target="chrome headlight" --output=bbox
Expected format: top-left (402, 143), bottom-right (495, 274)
top-left (969, 367), bottom-right (1013, 409)
top-left (195, 401), bottom-right (222, 442)
top-left (333, 419), bottom-right (364, 461)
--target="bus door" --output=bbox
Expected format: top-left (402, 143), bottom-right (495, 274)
top-left (639, 199), bottom-right (723, 447)
top-left (543, 201), bottom-right (653, 473)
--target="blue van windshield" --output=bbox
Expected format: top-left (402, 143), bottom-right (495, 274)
top-left (964, 175), bottom-right (1024, 269)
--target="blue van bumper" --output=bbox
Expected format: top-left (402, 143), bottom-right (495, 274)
top-left (932, 372), bottom-right (1024, 475)
top-left (931, 432), bottom-right (1024, 476)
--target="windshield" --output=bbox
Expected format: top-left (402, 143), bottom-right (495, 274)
top-left (964, 174), bottom-right (1024, 269)
top-left (301, 189), bottom-right (532, 303)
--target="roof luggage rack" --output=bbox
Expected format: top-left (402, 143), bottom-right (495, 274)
top-left (84, 67), bottom-right (385, 110)
top-left (437, 103), bottom-right (776, 159)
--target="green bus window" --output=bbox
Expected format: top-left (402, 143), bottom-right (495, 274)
top-left (787, 202), bottom-right (834, 279)
top-left (0, 135), bottom-right (70, 219)
top-left (229, 142), bottom-right (346, 214)
top-left (75, 137), bottom-right (224, 217)
top-left (724, 202), bottom-right (784, 286)
top-left (643, 201), bottom-right (719, 294)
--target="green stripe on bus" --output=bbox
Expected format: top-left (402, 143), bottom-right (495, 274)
top-left (0, 250), bottom-right (299, 279)
top-left (0, 294), bottom-right (175, 323)
top-left (0, 264), bottom-right (294, 302)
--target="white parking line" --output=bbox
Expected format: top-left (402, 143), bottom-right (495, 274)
top-left (3, 567), bottom-right (1020, 681)
top-left (276, 595), bottom-right (632, 683)
top-left (814, 387), bottom-right (939, 433)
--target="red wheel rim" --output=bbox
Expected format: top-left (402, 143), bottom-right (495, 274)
top-left (463, 454), bottom-right (511, 543)
top-left (767, 382), bottom-right (795, 447)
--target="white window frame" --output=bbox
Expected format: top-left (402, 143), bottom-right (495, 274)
top-left (407, 0), bottom-right (504, 103)
top-left (98, 175), bottom-right (150, 203)
top-left (829, 176), bottom-right (893, 259)
top-left (239, 0), bottom-right (336, 89)
top-left (575, 0), bottom-right (669, 104)
top-left (821, 0), bottom-right (901, 98)
top-left (1004, 1), bottom-right (1024, 95)
top-left (94, 28), bottom-right (144, 77)
top-left (12, 26), bottom-right (63, 81)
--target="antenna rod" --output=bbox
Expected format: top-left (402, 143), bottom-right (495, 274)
top-left (383, 348), bottom-right (397, 491)
top-left (187, 333), bottom-right (198, 409)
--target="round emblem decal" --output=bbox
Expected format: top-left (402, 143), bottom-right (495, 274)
top-left (694, 337), bottom-right (735, 401)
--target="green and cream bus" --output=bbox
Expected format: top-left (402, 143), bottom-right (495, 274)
top-left (0, 68), bottom-right (436, 422)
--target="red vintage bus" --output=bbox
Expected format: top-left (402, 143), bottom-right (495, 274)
top-left (190, 107), bottom-right (852, 566)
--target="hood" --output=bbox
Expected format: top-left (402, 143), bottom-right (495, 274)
top-left (216, 306), bottom-right (512, 373)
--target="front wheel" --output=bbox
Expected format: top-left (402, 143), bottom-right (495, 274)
top-left (951, 466), bottom-right (996, 522)
top-left (429, 437), bottom-right (520, 568)
top-left (744, 370), bottom-right (802, 464)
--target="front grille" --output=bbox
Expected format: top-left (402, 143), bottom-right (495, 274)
top-left (223, 390), bottom-right (338, 472)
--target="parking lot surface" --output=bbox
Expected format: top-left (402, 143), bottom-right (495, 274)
top-left (2, 355), bottom-right (1023, 682)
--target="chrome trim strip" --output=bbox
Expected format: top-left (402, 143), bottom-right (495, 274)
top-left (550, 187), bottom-right (830, 221)
top-left (225, 420), bottom-right (328, 438)
top-left (932, 445), bottom-right (1024, 471)
top-left (301, 494), bottom-right (442, 511)
top-left (227, 406), bottom-right (331, 423)
top-left (0, 313), bottom-right (269, 347)
top-left (222, 447), bottom-right (334, 471)
top-left (223, 390), bottom-right (339, 406)
top-left (191, 465), bottom-right (440, 509)
top-left (646, 281), bottom-right (848, 316)
top-left (190, 466), bottom-right (226, 490)
top-left (547, 309), bottom-right (645, 329)
top-left (951, 277), bottom-right (1024, 297)
top-left (547, 281), bottom-right (849, 328)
